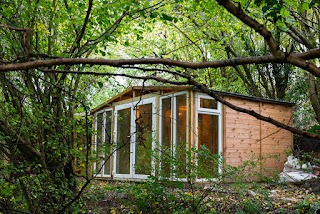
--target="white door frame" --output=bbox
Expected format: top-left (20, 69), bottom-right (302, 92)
top-left (102, 109), bottom-right (112, 177)
top-left (93, 110), bottom-right (105, 177)
top-left (114, 103), bottom-right (134, 179)
top-left (132, 97), bottom-right (156, 179)
top-left (113, 98), bottom-right (156, 179)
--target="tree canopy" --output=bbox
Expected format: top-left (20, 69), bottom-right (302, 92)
top-left (0, 0), bottom-right (319, 212)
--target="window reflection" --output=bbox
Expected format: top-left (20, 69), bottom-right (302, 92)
top-left (160, 94), bottom-right (188, 178)
top-left (116, 108), bottom-right (131, 174)
top-left (95, 113), bottom-right (103, 174)
top-left (135, 104), bottom-right (153, 175)
top-left (161, 97), bottom-right (172, 177)
top-left (176, 94), bottom-right (187, 178)
top-left (198, 113), bottom-right (219, 178)
top-left (103, 111), bottom-right (112, 175)
top-left (200, 98), bottom-right (217, 109)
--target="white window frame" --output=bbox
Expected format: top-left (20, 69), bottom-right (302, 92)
top-left (159, 95), bottom-right (173, 179)
top-left (132, 97), bottom-right (156, 179)
top-left (114, 103), bottom-right (134, 179)
top-left (195, 93), bottom-right (223, 182)
top-left (159, 92), bottom-right (189, 181)
top-left (197, 94), bottom-right (221, 113)
top-left (113, 98), bottom-right (156, 179)
top-left (102, 109), bottom-right (113, 177)
top-left (93, 109), bottom-right (112, 178)
top-left (93, 111), bottom-right (103, 177)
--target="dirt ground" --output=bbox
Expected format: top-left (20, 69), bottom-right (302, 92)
top-left (84, 178), bottom-right (320, 213)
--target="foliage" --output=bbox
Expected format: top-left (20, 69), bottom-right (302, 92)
top-left (1, 0), bottom-right (320, 212)
top-left (137, 145), bottom-right (281, 212)
top-left (295, 194), bottom-right (320, 213)
top-left (0, 0), bottom-right (164, 212)
top-left (84, 170), bottom-right (320, 213)
top-left (309, 125), bottom-right (320, 135)
top-left (155, 144), bottom-right (222, 181)
top-left (117, 181), bottom-right (186, 213)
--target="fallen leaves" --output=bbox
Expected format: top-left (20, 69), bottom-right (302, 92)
top-left (84, 179), bottom-right (320, 213)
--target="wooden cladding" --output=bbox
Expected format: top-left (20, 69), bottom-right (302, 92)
top-left (224, 97), bottom-right (293, 174)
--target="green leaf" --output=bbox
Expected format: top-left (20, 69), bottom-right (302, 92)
top-left (150, 12), bottom-right (158, 19)
top-left (97, 82), bottom-right (103, 88)
top-left (244, 0), bottom-right (252, 10)
top-left (308, 125), bottom-right (320, 134)
top-left (280, 7), bottom-right (289, 18)
top-left (162, 13), bottom-right (174, 22)
top-left (276, 19), bottom-right (288, 31)
top-left (309, 0), bottom-right (318, 7)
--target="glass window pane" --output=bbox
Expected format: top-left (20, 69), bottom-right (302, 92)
top-left (135, 104), bottom-right (153, 175)
top-left (95, 113), bottom-right (103, 174)
top-left (116, 108), bottom-right (131, 174)
top-left (200, 98), bottom-right (217, 109)
top-left (198, 114), bottom-right (219, 178)
top-left (104, 111), bottom-right (112, 175)
top-left (176, 94), bottom-right (187, 178)
top-left (161, 97), bottom-right (172, 177)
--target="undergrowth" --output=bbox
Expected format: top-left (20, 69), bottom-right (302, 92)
top-left (83, 150), bottom-right (320, 213)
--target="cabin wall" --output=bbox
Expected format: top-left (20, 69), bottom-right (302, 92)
top-left (223, 97), bottom-right (261, 167)
top-left (260, 102), bottom-right (293, 174)
top-left (223, 96), bottom-right (293, 176)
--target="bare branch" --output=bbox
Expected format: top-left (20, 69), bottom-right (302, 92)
top-left (37, 68), bottom-right (188, 85)
top-left (186, 78), bottom-right (320, 140)
top-left (217, 0), bottom-right (280, 56)
top-left (113, 66), bottom-right (320, 140)
top-left (216, 1), bottom-right (320, 78)
top-left (28, 66), bottom-right (320, 139)
top-left (1, 48), bottom-right (320, 76)
top-left (287, 25), bottom-right (314, 49)
top-left (171, 23), bottom-right (206, 60)
top-left (0, 24), bottom-right (29, 32)
top-left (70, 0), bottom-right (93, 54)
top-left (78, 11), bottom-right (128, 55)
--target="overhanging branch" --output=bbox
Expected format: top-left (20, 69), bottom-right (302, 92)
top-left (37, 68), bottom-right (188, 85)
top-left (1, 48), bottom-right (320, 76)
top-left (28, 66), bottom-right (320, 140)
top-left (217, 0), bottom-right (280, 55)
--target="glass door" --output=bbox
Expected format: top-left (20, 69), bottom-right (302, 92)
top-left (114, 105), bottom-right (132, 178)
top-left (159, 92), bottom-right (188, 179)
top-left (133, 99), bottom-right (156, 179)
top-left (114, 98), bottom-right (156, 179)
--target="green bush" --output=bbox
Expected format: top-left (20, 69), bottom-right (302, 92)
top-left (295, 194), bottom-right (320, 213)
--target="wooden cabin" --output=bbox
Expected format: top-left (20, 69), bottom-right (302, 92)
top-left (91, 86), bottom-right (294, 181)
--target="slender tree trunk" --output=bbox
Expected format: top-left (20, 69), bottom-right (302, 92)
top-left (307, 73), bottom-right (320, 123)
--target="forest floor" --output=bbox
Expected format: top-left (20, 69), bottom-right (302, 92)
top-left (84, 178), bottom-right (320, 213)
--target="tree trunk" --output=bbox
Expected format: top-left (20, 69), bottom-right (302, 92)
top-left (307, 73), bottom-right (320, 123)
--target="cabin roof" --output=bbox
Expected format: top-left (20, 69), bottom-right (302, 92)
top-left (91, 85), bottom-right (295, 113)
